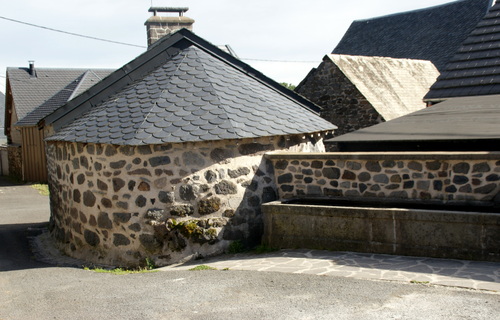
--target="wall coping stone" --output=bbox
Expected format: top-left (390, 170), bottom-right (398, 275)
top-left (265, 152), bottom-right (500, 161)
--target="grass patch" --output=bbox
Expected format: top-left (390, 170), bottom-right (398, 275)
top-left (410, 280), bottom-right (430, 284)
top-left (84, 258), bottom-right (157, 275)
top-left (188, 265), bottom-right (217, 271)
top-left (31, 184), bottom-right (49, 196)
top-left (84, 266), bottom-right (157, 275)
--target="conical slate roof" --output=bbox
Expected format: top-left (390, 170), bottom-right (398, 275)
top-left (45, 29), bottom-right (335, 145)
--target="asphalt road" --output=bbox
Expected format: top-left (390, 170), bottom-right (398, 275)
top-left (0, 177), bottom-right (499, 319)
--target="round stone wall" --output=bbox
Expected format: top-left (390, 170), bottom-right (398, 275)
top-left (46, 135), bottom-right (325, 267)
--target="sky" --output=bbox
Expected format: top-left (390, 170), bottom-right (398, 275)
top-left (0, 0), bottom-right (456, 93)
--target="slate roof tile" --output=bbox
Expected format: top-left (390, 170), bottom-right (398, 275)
top-left (13, 68), bottom-right (113, 127)
top-left (44, 30), bottom-right (334, 145)
top-left (333, 0), bottom-right (491, 72)
top-left (425, 2), bottom-right (500, 100)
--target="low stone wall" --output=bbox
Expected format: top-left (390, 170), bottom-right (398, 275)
top-left (263, 152), bottom-right (500, 261)
top-left (47, 135), bottom-right (324, 267)
top-left (267, 152), bottom-right (500, 204)
top-left (262, 201), bottom-right (500, 262)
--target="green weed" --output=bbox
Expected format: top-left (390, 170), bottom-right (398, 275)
top-left (227, 240), bottom-right (244, 254)
top-left (31, 184), bottom-right (49, 196)
top-left (188, 265), bottom-right (217, 271)
top-left (84, 266), bottom-right (157, 275)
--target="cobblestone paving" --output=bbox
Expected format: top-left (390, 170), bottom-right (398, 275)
top-left (32, 232), bottom-right (499, 292)
top-left (163, 249), bottom-right (500, 292)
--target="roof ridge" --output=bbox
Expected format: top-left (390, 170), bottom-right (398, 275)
top-left (134, 50), bottom-right (190, 141)
top-left (351, 0), bottom-right (476, 23)
top-left (67, 70), bottom-right (89, 101)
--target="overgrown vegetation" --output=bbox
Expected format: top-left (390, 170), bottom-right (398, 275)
top-left (31, 184), bottom-right (49, 196)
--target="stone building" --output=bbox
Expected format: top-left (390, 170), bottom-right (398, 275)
top-left (333, 0), bottom-right (492, 72)
top-left (41, 29), bottom-right (336, 267)
top-left (296, 54), bottom-right (439, 139)
top-left (331, 1), bottom-right (500, 152)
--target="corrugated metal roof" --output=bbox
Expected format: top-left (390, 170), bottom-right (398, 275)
top-left (425, 2), bottom-right (500, 100)
top-left (328, 54), bottom-right (439, 121)
top-left (45, 29), bottom-right (336, 145)
top-left (333, 0), bottom-right (492, 72)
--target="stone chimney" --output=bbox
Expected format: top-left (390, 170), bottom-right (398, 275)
top-left (145, 7), bottom-right (195, 48)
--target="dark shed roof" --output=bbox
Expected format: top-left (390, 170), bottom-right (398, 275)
top-left (44, 29), bottom-right (335, 146)
top-left (425, 2), bottom-right (500, 101)
top-left (333, 0), bottom-right (492, 72)
top-left (329, 94), bottom-right (500, 151)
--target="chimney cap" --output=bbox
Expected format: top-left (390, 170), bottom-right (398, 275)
top-left (148, 7), bottom-right (189, 16)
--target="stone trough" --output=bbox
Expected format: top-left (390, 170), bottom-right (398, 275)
top-left (262, 197), bottom-right (500, 262)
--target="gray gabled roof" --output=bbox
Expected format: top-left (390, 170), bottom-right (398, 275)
top-left (44, 29), bottom-right (335, 146)
top-left (425, 2), bottom-right (500, 101)
top-left (15, 70), bottom-right (113, 127)
top-left (327, 54), bottom-right (439, 121)
top-left (7, 68), bottom-right (113, 124)
top-left (330, 94), bottom-right (500, 145)
top-left (333, 0), bottom-right (492, 72)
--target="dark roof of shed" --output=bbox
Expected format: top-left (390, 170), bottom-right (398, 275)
top-left (424, 2), bottom-right (500, 101)
top-left (333, 0), bottom-right (492, 72)
top-left (329, 94), bottom-right (500, 144)
top-left (44, 29), bottom-right (335, 146)
top-left (7, 68), bottom-right (113, 125)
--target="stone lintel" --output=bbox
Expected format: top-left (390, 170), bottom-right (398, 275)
top-left (145, 16), bottom-right (195, 25)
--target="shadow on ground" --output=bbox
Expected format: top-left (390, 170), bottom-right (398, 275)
top-left (0, 222), bottom-right (52, 271)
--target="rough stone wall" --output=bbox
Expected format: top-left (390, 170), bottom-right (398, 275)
top-left (296, 59), bottom-right (383, 139)
top-left (268, 153), bottom-right (500, 203)
top-left (7, 144), bottom-right (22, 181)
top-left (146, 17), bottom-right (194, 47)
top-left (47, 135), bottom-right (324, 267)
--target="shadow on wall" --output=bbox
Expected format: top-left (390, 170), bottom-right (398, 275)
top-left (134, 149), bottom-right (280, 264)
top-left (45, 136), bottom-right (324, 267)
